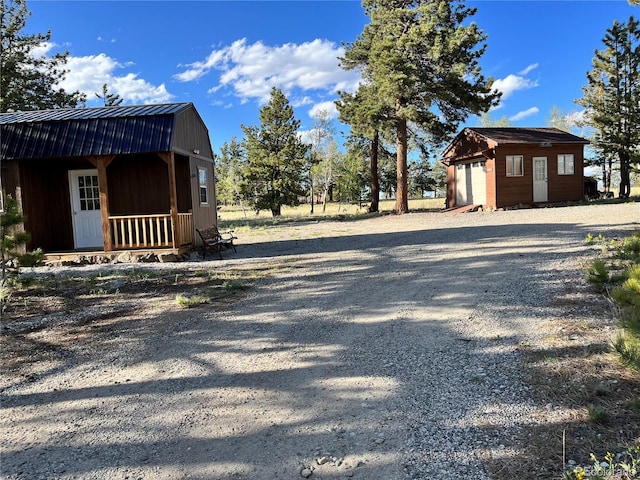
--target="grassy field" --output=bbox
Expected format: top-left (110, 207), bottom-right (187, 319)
top-left (217, 197), bottom-right (446, 223)
top-left (218, 185), bottom-right (639, 229)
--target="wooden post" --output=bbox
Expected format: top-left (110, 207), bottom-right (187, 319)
top-left (87, 155), bottom-right (115, 252)
top-left (158, 152), bottom-right (179, 249)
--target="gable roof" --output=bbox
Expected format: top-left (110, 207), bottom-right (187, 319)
top-left (441, 127), bottom-right (589, 162)
top-left (466, 127), bottom-right (590, 145)
top-left (0, 103), bottom-right (195, 160)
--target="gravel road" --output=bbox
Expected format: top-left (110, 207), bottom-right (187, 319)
top-left (1, 203), bottom-right (639, 479)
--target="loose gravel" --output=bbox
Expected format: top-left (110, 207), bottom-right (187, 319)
top-left (1, 203), bottom-right (639, 479)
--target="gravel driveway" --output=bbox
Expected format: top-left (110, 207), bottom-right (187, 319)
top-left (1, 203), bottom-right (639, 479)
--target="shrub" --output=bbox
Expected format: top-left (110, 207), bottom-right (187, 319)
top-left (587, 258), bottom-right (610, 289)
top-left (175, 294), bottom-right (209, 308)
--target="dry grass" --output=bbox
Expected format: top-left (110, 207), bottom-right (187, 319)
top-left (217, 197), bottom-right (446, 222)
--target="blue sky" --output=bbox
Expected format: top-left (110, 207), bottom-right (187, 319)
top-left (27, 0), bottom-right (638, 153)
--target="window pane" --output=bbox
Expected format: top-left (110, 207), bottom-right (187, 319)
top-left (515, 158), bottom-right (523, 176)
top-left (506, 158), bottom-right (513, 176)
top-left (80, 200), bottom-right (87, 210)
top-left (568, 157), bottom-right (574, 174)
top-left (199, 168), bottom-right (207, 186)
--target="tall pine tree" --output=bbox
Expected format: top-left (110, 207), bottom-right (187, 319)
top-left (241, 87), bottom-right (309, 217)
top-left (1, 0), bottom-right (85, 112)
top-left (577, 16), bottom-right (640, 198)
top-left (340, 0), bottom-right (500, 213)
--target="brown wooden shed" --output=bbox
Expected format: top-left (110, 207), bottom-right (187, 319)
top-left (0, 103), bottom-right (217, 258)
top-left (441, 127), bottom-right (590, 209)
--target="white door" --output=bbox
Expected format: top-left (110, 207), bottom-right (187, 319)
top-left (455, 164), bottom-right (467, 205)
top-left (533, 157), bottom-right (548, 203)
top-left (69, 169), bottom-right (103, 249)
top-left (470, 162), bottom-right (487, 205)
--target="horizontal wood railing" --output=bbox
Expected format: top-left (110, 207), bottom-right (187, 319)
top-left (109, 212), bottom-right (193, 249)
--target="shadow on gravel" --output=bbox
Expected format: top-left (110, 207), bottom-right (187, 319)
top-left (2, 217), bottom-right (640, 479)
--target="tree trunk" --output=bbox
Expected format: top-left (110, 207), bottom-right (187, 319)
top-left (369, 130), bottom-right (380, 213)
top-left (619, 150), bottom-right (631, 198)
top-left (310, 178), bottom-right (315, 214)
top-left (396, 117), bottom-right (409, 214)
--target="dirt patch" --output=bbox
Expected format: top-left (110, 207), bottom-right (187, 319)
top-left (1, 267), bottom-right (257, 383)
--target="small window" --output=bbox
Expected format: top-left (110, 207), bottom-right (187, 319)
top-left (558, 154), bottom-right (574, 175)
top-left (506, 155), bottom-right (524, 177)
top-left (198, 167), bottom-right (209, 205)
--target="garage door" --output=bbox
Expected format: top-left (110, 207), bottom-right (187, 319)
top-left (455, 161), bottom-right (486, 206)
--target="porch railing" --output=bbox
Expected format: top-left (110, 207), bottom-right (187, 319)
top-left (109, 212), bottom-right (193, 250)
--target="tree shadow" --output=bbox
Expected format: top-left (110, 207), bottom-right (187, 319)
top-left (2, 215), bottom-right (639, 478)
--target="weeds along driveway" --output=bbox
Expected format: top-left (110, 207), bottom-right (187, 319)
top-left (1, 203), bottom-right (638, 479)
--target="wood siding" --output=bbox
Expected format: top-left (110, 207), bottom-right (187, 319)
top-left (15, 158), bottom-right (92, 252)
top-left (107, 154), bottom-right (170, 215)
top-left (190, 156), bottom-right (217, 245)
top-left (173, 109), bottom-right (214, 159)
top-left (494, 145), bottom-right (584, 208)
top-left (175, 154), bottom-right (192, 213)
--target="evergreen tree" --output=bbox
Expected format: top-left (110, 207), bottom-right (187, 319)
top-left (409, 157), bottom-right (435, 198)
top-left (0, 0), bottom-right (85, 112)
top-left (577, 16), bottom-right (640, 198)
top-left (241, 87), bottom-right (309, 217)
top-left (336, 82), bottom-right (393, 213)
top-left (340, 0), bottom-right (500, 213)
top-left (96, 83), bottom-right (123, 106)
top-left (0, 197), bottom-right (43, 318)
top-left (432, 160), bottom-right (448, 198)
top-left (336, 140), bottom-right (369, 206)
top-left (216, 137), bottom-right (248, 210)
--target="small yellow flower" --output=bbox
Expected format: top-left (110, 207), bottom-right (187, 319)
top-left (572, 466), bottom-right (585, 480)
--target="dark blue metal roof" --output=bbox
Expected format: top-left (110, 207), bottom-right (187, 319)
top-left (0, 103), bottom-right (194, 159)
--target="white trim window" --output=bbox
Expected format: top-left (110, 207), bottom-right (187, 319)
top-left (198, 167), bottom-right (209, 205)
top-left (506, 155), bottom-right (524, 177)
top-left (558, 154), bottom-right (574, 175)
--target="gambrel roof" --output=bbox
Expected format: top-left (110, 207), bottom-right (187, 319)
top-left (0, 103), bottom-right (203, 160)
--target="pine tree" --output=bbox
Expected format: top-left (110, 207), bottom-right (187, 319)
top-left (0, 0), bottom-right (85, 112)
top-left (241, 87), bottom-right (309, 217)
top-left (577, 16), bottom-right (640, 198)
top-left (96, 83), bottom-right (123, 106)
top-left (336, 83), bottom-right (393, 213)
top-left (0, 197), bottom-right (43, 318)
top-left (340, 0), bottom-right (500, 213)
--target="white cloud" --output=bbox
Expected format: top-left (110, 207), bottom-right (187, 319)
top-left (519, 63), bottom-right (538, 76)
top-left (59, 53), bottom-right (173, 104)
top-left (492, 73), bottom-right (539, 101)
top-left (30, 41), bottom-right (55, 58)
top-left (175, 38), bottom-right (361, 104)
top-left (509, 107), bottom-right (540, 121)
top-left (309, 101), bottom-right (338, 119)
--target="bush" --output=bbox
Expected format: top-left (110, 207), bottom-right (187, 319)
top-left (587, 258), bottom-right (610, 289)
